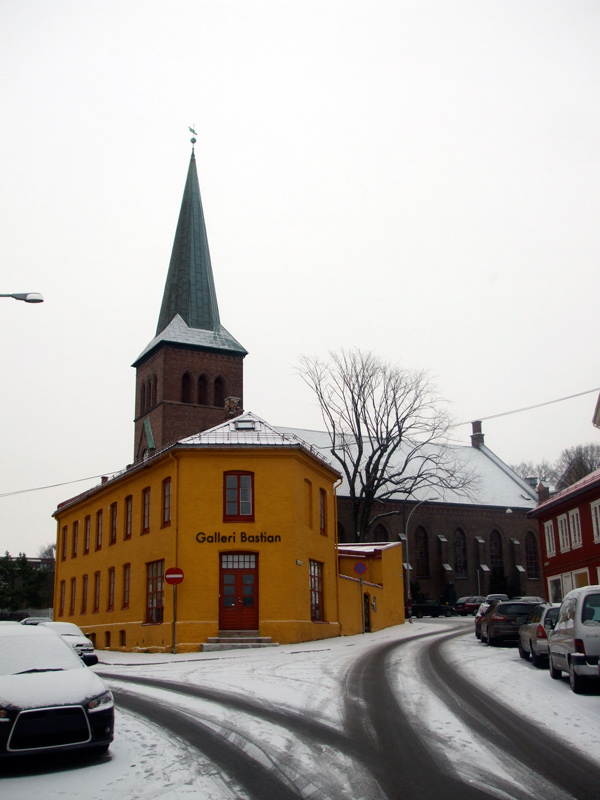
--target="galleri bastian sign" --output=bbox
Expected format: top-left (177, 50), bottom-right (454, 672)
top-left (196, 531), bottom-right (282, 544)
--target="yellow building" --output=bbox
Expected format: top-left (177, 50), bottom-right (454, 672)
top-left (53, 413), bottom-right (404, 651)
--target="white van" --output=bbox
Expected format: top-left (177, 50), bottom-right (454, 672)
top-left (548, 585), bottom-right (600, 693)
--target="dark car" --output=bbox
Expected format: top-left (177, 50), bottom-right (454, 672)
top-left (480, 600), bottom-right (540, 646)
top-left (0, 625), bottom-right (114, 757)
top-left (518, 603), bottom-right (560, 667)
top-left (475, 598), bottom-right (502, 639)
top-left (411, 600), bottom-right (453, 618)
top-left (453, 596), bottom-right (485, 616)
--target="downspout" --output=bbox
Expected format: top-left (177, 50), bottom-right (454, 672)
top-left (168, 452), bottom-right (180, 651)
top-left (333, 477), bottom-right (343, 635)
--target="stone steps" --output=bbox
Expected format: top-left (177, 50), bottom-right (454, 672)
top-left (200, 630), bottom-right (279, 652)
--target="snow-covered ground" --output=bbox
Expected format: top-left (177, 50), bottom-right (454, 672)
top-left (3, 617), bottom-right (600, 799)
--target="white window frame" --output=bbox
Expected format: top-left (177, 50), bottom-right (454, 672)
top-left (569, 508), bottom-right (582, 549)
top-left (557, 514), bottom-right (570, 553)
top-left (591, 500), bottom-right (600, 544)
top-left (544, 520), bottom-right (556, 557)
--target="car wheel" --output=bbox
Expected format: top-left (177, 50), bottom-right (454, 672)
top-left (480, 630), bottom-right (487, 643)
top-left (487, 635), bottom-right (497, 647)
top-left (569, 661), bottom-right (586, 694)
top-left (518, 640), bottom-right (530, 661)
top-left (549, 653), bottom-right (562, 680)
top-left (530, 645), bottom-right (542, 668)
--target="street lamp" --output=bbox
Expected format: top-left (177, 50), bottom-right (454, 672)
top-left (0, 292), bottom-right (44, 303)
top-left (402, 496), bottom-right (437, 601)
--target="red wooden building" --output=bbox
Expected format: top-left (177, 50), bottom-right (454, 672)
top-left (528, 467), bottom-right (600, 602)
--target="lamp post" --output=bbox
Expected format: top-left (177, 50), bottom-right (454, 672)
top-left (0, 292), bottom-right (44, 303)
top-left (402, 496), bottom-right (437, 601)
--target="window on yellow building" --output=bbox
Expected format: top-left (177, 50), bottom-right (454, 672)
top-left (107, 567), bottom-right (115, 611)
top-left (224, 472), bottom-right (254, 521)
top-left (142, 487), bottom-right (151, 533)
top-left (81, 574), bottom-right (88, 614)
top-left (61, 527), bottom-right (68, 561)
top-left (309, 560), bottom-right (324, 621)
top-left (110, 503), bottom-right (118, 545)
top-left (304, 479), bottom-right (313, 528)
top-left (124, 495), bottom-right (132, 540)
top-left (95, 510), bottom-right (103, 550)
top-left (59, 580), bottom-right (66, 617)
top-left (93, 572), bottom-right (101, 613)
top-left (69, 577), bottom-right (76, 616)
top-left (105, 631), bottom-right (111, 649)
top-left (122, 563), bottom-right (131, 609)
top-left (146, 560), bottom-right (164, 623)
top-left (319, 489), bottom-right (327, 536)
top-left (119, 630), bottom-right (126, 647)
top-left (84, 516), bottom-right (91, 554)
top-left (162, 478), bottom-right (172, 527)
top-left (72, 521), bottom-right (78, 558)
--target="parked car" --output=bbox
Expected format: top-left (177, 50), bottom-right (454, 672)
top-left (0, 625), bottom-right (113, 757)
top-left (518, 603), bottom-right (561, 667)
top-left (475, 598), bottom-right (502, 639)
top-left (480, 600), bottom-right (539, 645)
top-left (39, 621), bottom-right (95, 658)
top-left (411, 600), bottom-right (453, 618)
top-left (453, 596), bottom-right (485, 616)
top-left (548, 585), bottom-right (600, 693)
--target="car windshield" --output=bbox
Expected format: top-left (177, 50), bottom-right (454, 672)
top-left (41, 622), bottom-right (84, 635)
top-left (0, 634), bottom-right (84, 676)
top-left (545, 607), bottom-right (560, 624)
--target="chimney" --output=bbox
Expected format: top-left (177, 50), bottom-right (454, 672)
top-left (537, 481), bottom-right (550, 504)
top-left (470, 420), bottom-right (484, 449)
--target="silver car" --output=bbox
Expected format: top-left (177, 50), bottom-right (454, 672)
top-left (39, 621), bottom-right (95, 658)
top-left (518, 603), bottom-right (560, 667)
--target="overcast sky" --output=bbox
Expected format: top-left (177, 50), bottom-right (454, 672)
top-left (1, 1), bottom-right (599, 558)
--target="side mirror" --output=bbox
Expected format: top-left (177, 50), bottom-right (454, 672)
top-left (82, 653), bottom-right (99, 667)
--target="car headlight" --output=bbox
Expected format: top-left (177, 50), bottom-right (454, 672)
top-left (87, 690), bottom-right (113, 713)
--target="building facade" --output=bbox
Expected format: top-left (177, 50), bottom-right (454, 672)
top-left (528, 467), bottom-right (600, 602)
top-left (53, 414), bottom-right (405, 650)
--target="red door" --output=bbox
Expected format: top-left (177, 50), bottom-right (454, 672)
top-left (219, 553), bottom-right (258, 630)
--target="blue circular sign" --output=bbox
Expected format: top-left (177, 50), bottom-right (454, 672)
top-left (354, 562), bottom-right (367, 575)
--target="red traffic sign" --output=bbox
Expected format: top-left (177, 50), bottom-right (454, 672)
top-left (165, 567), bottom-right (184, 585)
top-left (354, 562), bottom-right (367, 575)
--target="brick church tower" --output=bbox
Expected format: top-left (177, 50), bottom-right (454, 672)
top-left (132, 146), bottom-right (247, 462)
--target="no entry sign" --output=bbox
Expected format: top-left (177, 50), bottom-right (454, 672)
top-left (165, 567), bottom-right (184, 585)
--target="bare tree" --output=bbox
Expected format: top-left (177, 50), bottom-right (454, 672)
top-left (509, 460), bottom-right (558, 486)
top-left (555, 443), bottom-right (600, 491)
top-left (298, 349), bottom-right (474, 542)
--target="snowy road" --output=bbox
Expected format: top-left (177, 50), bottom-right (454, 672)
top-left (3, 618), bottom-right (600, 799)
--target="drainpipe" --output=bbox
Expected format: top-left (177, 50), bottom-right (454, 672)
top-left (333, 477), bottom-right (343, 635)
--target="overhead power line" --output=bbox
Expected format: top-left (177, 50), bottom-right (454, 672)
top-left (2, 387), bottom-right (599, 499)
top-left (455, 386), bottom-right (600, 427)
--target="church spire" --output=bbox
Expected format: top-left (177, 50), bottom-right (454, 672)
top-left (156, 152), bottom-right (220, 335)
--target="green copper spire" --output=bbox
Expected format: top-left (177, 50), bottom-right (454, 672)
top-left (156, 154), bottom-right (220, 335)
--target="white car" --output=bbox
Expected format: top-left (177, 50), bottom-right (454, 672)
top-left (549, 586), bottom-right (600, 693)
top-left (0, 625), bottom-right (113, 757)
top-left (38, 621), bottom-right (95, 658)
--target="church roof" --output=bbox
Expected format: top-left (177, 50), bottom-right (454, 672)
top-left (134, 152), bottom-right (246, 366)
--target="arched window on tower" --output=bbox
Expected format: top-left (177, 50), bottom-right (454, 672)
top-left (214, 376), bottom-right (226, 407)
top-left (198, 374), bottom-right (208, 405)
top-left (525, 531), bottom-right (539, 579)
top-left (140, 383), bottom-right (146, 415)
top-left (453, 528), bottom-right (468, 578)
top-left (414, 526), bottom-right (430, 578)
top-left (181, 372), bottom-right (193, 404)
top-left (151, 374), bottom-right (157, 407)
top-left (490, 530), bottom-right (503, 571)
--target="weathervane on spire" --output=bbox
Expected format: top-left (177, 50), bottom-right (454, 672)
top-left (188, 125), bottom-right (197, 154)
